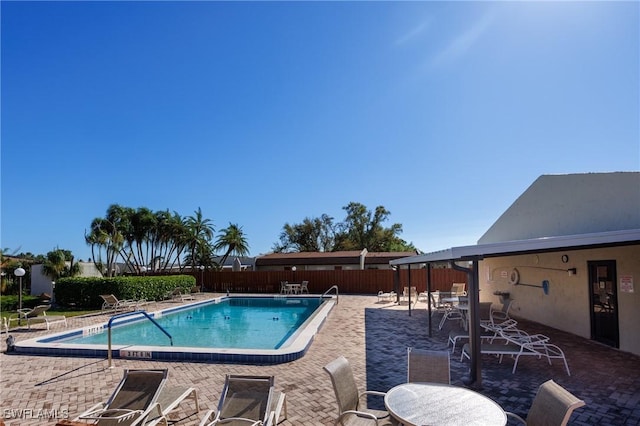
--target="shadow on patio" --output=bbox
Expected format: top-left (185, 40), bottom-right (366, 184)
top-left (364, 306), bottom-right (640, 425)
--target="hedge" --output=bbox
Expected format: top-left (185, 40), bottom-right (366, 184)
top-left (55, 275), bottom-right (196, 309)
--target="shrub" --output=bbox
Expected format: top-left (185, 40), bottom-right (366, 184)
top-left (0, 295), bottom-right (41, 312)
top-left (55, 275), bottom-right (196, 309)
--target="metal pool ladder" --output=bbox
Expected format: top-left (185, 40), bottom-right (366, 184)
top-left (107, 310), bottom-right (173, 367)
top-left (322, 285), bottom-right (339, 304)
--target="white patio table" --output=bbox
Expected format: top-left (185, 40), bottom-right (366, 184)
top-left (384, 382), bottom-right (506, 426)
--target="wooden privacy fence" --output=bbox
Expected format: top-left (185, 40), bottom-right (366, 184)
top-left (191, 269), bottom-right (468, 295)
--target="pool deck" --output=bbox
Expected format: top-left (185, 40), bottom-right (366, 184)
top-left (1, 294), bottom-right (639, 425)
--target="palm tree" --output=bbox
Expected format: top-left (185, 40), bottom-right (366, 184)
top-left (184, 207), bottom-right (215, 270)
top-left (42, 249), bottom-right (80, 281)
top-left (213, 223), bottom-right (250, 268)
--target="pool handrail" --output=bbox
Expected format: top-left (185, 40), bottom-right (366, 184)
top-left (107, 310), bottom-right (173, 368)
top-left (322, 285), bottom-right (339, 304)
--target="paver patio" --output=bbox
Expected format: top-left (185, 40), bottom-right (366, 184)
top-left (1, 295), bottom-right (639, 425)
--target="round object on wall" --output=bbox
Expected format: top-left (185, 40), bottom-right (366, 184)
top-left (508, 268), bottom-right (520, 285)
top-left (561, 255), bottom-right (569, 263)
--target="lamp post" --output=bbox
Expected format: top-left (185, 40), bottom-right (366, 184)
top-left (199, 265), bottom-right (205, 291)
top-left (14, 267), bottom-right (26, 324)
top-left (52, 281), bottom-right (56, 306)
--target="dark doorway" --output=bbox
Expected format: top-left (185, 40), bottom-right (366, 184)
top-left (588, 260), bottom-right (619, 347)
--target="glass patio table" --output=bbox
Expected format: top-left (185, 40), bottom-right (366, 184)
top-left (384, 382), bottom-right (506, 426)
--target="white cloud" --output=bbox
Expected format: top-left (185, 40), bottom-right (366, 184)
top-left (431, 11), bottom-right (495, 67)
top-left (395, 19), bottom-right (432, 46)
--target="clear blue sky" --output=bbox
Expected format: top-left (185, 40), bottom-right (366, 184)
top-left (2, 1), bottom-right (638, 262)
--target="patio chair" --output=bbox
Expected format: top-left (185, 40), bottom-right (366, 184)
top-left (198, 374), bottom-right (286, 426)
top-left (451, 283), bottom-right (467, 296)
top-left (299, 280), bottom-right (310, 294)
top-left (100, 294), bottom-right (141, 312)
top-left (10, 304), bottom-right (67, 330)
top-left (279, 281), bottom-right (288, 294)
top-left (490, 299), bottom-right (514, 323)
top-left (401, 287), bottom-right (418, 305)
top-left (74, 369), bottom-right (171, 425)
top-left (438, 302), bottom-right (465, 330)
top-left (323, 356), bottom-right (393, 426)
top-left (505, 379), bottom-right (585, 425)
top-left (406, 347), bottom-right (450, 384)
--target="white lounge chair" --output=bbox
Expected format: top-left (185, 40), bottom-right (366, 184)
top-left (170, 288), bottom-right (196, 302)
top-left (461, 328), bottom-right (572, 375)
top-left (9, 305), bottom-right (67, 330)
top-left (100, 294), bottom-right (143, 312)
top-left (74, 369), bottom-right (198, 426)
top-left (199, 374), bottom-right (286, 426)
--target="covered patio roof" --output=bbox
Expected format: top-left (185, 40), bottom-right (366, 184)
top-left (389, 228), bottom-right (640, 388)
top-left (390, 228), bottom-right (640, 265)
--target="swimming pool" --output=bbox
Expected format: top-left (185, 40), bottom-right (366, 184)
top-left (13, 295), bottom-right (335, 364)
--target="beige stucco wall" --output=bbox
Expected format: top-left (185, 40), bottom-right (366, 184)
top-left (479, 244), bottom-right (640, 356)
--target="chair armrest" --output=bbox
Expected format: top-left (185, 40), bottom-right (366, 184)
top-left (335, 410), bottom-right (379, 425)
top-left (360, 390), bottom-right (386, 397)
top-left (505, 411), bottom-right (526, 424)
top-left (80, 408), bottom-right (142, 420)
top-left (214, 416), bottom-right (263, 425)
top-left (197, 409), bottom-right (218, 426)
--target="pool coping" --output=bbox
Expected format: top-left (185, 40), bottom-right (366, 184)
top-left (12, 295), bottom-right (336, 364)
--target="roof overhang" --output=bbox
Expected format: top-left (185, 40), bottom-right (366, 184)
top-left (390, 228), bottom-right (640, 266)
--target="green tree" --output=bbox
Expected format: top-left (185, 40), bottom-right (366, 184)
top-left (42, 249), bottom-right (80, 281)
top-left (214, 223), bottom-right (250, 267)
top-left (184, 207), bottom-right (215, 270)
top-left (273, 202), bottom-right (416, 253)
top-left (273, 214), bottom-right (338, 252)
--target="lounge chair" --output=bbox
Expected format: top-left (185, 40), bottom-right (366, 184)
top-left (198, 374), bottom-right (287, 426)
top-left (407, 347), bottom-right (450, 384)
top-left (170, 288), bottom-right (195, 302)
top-left (75, 369), bottom-right (170, 425)
top-left (505, 379), bottom-right (585, 425)
top-left (323, 356), bottom-right (393, 425)
top-left (9, 304), bottom-right (67, 330)
top-left (376, 291), bottom-right (394, 302)
top-left (461, 328), bottom-right (572, 375)
top-left (100, 294), bottom-right (143, 312)
top-left (446, 302), bottom-right (495, 353)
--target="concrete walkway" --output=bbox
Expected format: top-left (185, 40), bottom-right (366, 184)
top-left (1, 295), bottom-right (639, 425)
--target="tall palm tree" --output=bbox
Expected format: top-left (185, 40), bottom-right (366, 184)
top-left (213, 223), bottom-right (250, 268)
top-left (184, 207), bottom-right (215, 270)
top-left (42, 249), bottom-right (80, 281)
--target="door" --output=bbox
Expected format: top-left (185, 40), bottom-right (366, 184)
top-left (588, 260), bottom-right (619, 347)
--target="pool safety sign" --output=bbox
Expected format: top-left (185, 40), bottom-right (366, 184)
top-left (120, 349), bottom-right (153, 359)
top-left (620, 275), bottom-right (634, 293)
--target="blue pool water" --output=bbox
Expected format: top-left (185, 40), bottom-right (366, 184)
top-left (64, 297), bottom-right (324, 349)
top-left (16, 295), bottom-right (335, 363)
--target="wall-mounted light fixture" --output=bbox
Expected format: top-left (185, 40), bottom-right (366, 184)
top-left (567, 268), bottom-right (577, 276)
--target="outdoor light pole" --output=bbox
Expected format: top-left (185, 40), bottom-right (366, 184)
top-left (199, 265), bottom-right (205, 291)
top-left (14, 267), bottom-right (26, 324)
top-left (52, 281), bottom-right (56, 306)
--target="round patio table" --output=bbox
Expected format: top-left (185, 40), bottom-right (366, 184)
top-left (384, 382), bottom-right (506, 426)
